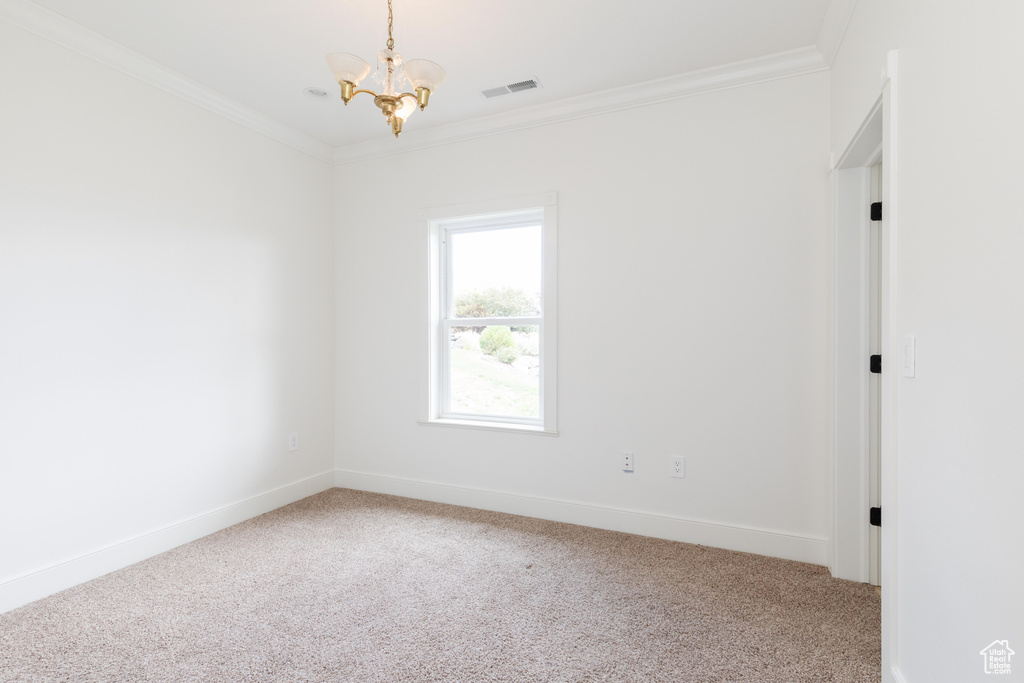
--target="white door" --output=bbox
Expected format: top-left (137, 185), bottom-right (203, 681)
top-left (868, 161), bottom-right (882, 586)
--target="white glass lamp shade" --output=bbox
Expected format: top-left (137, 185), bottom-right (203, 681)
top-left (326, 52), bottom-right (371, 85)
top-left (395, 95), bottom-right (417, 122)
top-left (404, 59), bottom-right (446, 91)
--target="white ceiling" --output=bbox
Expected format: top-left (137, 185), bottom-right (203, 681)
top-left (26, 0), bottom-right (836, 149)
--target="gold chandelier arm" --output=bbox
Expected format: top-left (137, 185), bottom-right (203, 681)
top-left (396, 90), bottom-right (433, 109)
top-left (351, 89), bottom-right (380, 98)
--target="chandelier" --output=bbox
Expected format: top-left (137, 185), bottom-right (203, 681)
top-left (325, 0), bottom-right (446, 138)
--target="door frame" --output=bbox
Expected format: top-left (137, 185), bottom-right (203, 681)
top-left (830, 50), bottom-right (900, 680)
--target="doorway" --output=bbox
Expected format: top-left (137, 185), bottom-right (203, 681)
top-left (831, 105), bottom-right (882, 585)
top-left (831, 48), bottom-right (900, 679)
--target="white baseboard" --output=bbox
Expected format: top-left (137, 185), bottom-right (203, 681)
top-left (0, 471), bottom-right (336, 615)
top-left (2, 469), bottom-right (830, 616)
top-left (334, 470), bottom-right (827, 566)
top-left (890, 666), bottom-right (908, 683)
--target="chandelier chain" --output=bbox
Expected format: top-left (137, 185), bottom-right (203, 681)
top-left (386, 0), bottom-right (394, 50)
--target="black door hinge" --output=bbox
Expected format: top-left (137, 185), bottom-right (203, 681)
top-left (870, 355), bottom-right (882, 374)
top-left (870, 202), bottom-right (883, 221)
top-left (870, 507), bottom-right (882, 527)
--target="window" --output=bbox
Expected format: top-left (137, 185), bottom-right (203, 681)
top-left (422, 194), bottom-right (557, 434)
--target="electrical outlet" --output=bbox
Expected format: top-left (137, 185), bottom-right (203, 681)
top-left (622, 452), bottom-right (634, 472)
top-left (288, 432), bottom-right (300, 452)
top-left (670, 456), bottom-right (684, 478)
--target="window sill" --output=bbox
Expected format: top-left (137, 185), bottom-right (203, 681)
top-left (417, 418), bottom-right (558, 436)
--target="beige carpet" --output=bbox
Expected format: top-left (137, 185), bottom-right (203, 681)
top-left (0, 489), bottom-right (880, 682)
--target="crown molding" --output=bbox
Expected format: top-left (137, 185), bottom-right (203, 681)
top-left (0, 0), bottom-right (334, 163)
top-left (1, 0), bottom-right (833, 168)
top-left (816, 0), bottom-right (858, 67)
top-left (333, 45), bottom-right (828, 165)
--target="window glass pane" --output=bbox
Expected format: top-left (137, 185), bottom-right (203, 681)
top-left (451, 225), bottom-right (541, 317)
top-left (449, 325), bottom-right (539, 418)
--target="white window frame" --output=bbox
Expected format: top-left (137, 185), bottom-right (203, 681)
top-left (420, 193), bottom-right (557, 435)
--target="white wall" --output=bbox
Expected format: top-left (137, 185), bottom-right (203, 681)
top-left (335, 72), bottom-right (832, 563)
top-left (0, 19), bottom-right (336, 611)
top-left (894, 2), bottom-right (1024, 681)
top-left (831, 2), bottom-right (1024, 681)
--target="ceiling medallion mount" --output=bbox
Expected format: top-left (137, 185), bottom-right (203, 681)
top-left (325, 0), bottom-right (446, 138)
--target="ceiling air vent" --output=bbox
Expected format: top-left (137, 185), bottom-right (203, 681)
top-left (481, 78), bottom-right (542, 99)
